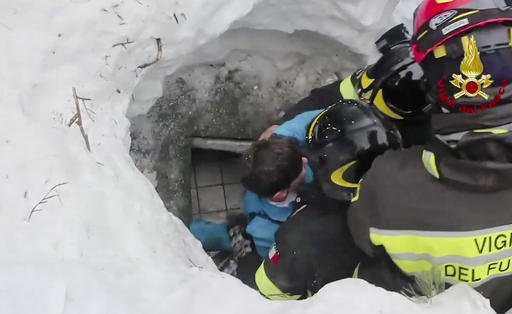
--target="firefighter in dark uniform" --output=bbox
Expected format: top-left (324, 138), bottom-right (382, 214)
top-left (277, 23), bottom-right (430, 147)
top-left (348, 1), bottom-right (512, 313)
top-left (254, 25), bottom-right (429, 300)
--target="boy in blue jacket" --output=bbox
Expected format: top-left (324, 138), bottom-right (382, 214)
top-left (241, 110), bottom-right (319, 256)
top-left (190, 110), bottom-right (319, 259)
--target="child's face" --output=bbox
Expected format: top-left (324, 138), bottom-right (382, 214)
top-left (288, 157), bottom-right (308, 192)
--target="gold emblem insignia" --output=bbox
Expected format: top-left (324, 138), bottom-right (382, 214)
top-left (450, 35), bottom-right (493, 100)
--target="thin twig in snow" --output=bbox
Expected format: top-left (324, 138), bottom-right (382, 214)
top-left (68, 113), bottom-right (79, 127)
top-left (137, 38), bottom-right (162, 69)
top-left (27, 182), bottom-right (69, 222)
top-left (77, 96), bottom-right (96, 122)
top-left (69, 87), bottom-right (91, 151)
top-left (112, 39), bottom-right (134, 49)
top-left (180, 13), bottom-right (187, 21)
top-left (173, 13), bottom-right (179, 24)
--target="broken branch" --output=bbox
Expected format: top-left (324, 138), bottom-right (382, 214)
top-left (112, 39), bottom-right (134, 49)
top-left (71, 87), bottom-right (91, 151)
top-left (68, 113), bottom-right (79, 127)
top-left (137, 38), bottom-right (162, 69)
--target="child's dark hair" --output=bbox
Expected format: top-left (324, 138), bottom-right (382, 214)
top-left (241, 136), bottom-right (303, 197)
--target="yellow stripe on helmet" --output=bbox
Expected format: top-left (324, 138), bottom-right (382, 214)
top-left (449, 10), bottom-right (479, 22)
top-left (306, 109), bottom-right (328, 143)
top-left (373, 89), bottom-right (404, 120)
top-left (339, 75), bottom-right (359, 100)
top-left (361, 71), bottom-right (375, 89)
top-left (330, 160), bottom-right (359, 188)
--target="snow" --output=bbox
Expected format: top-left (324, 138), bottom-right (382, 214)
top-left (0, 0), bottom-right (502, 313)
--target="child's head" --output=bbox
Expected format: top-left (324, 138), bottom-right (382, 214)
top-left (241, 136), bottom-right (307, 201)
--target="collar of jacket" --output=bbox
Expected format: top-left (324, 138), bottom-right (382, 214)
top-left (424, 127), bottom-right (512, 192)
top-left (431, 101), bottom-right (512, 135)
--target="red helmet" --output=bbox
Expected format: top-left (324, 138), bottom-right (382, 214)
top-left (412, 0), bottom-right (512, 62)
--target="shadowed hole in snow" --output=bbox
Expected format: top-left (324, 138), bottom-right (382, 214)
top-left (127, 27), bottom-right (365, 224)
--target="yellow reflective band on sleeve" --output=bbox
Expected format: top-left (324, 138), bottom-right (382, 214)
top-left (435, 0), bottom-right (454, 3)
top-left (255, 262), bottom-right (302, 300)
top-left (339, 76), bottom-right (359, 100)
top-left (361, 71), bottom-right (375, 89)
top-left (433, 45), bottom-right (447, 59)
top-left (330, 160), bottom-right (359, 188)
top-left (421, 150), bottom-right (440, 179)
top-left (393, 255), bottom-right (512, 286)
top-left (373, 89), bottom-right (404, 120)
top-left (370, 226), bottom-right (512, 286)
top-left (473, 128), bottom-right (509, 134)
top-left (369, 226), bottom-right (512, 259)
top-left (352, 263), bottom-right (361, 278)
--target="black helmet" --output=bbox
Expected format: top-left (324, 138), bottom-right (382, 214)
top-left (306, 99), bottom-right (402, 201)
top-left (354, 24), bottom-right (429, 120)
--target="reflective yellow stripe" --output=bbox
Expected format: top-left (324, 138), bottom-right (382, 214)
top-left (373, 89), bottom-right (404, 120)
top-left (306, 109), bottom-right (328, 142)
top-left (435, 0), bottom-right (454, 3)
top-left (421, 150), bottom-right (440, 179)
top-left (351, 184), bottom-right (361, 203)
top-left (370, 227), bottom-right (512, 258)
top-left (330, 160), bottom-right (359, 188)
top-left (416, 30), bottom-right (428, 41)
top-left (509, 27), bottom-right (512, 48)
top-left (473, 128), bottom-right (508, 134)
top-left (255, 262), bottom-right (302, 300)
top-left (394, 256), bottom-right (512, 286)
top-left (339, 76), bottom-right (358, 100)
top-left (449, 10), bottom-right (479, 22)
top-left (371, 226), bottom-right (512, 286)
top-left (433, 45), bottom-right (447, 59)
top-left (352, 263), bottom-right (361, 278)
top-left (361, 71), bottom-right (375, 89)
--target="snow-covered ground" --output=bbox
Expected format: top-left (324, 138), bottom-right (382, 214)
top-left (0, 0), bottom-right (502, 313)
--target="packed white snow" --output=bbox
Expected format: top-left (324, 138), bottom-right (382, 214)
top-left (0, 0), bottom-right (504, 313)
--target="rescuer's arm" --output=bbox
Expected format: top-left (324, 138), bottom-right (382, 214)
top-left (254, 227), bottom-right (308, 300)
top-left (271, 109), bottom-right (322, 146)
top-left (347, 174), bottom-right (415, 291)
top-left (347, 179), bottom-right (379, 258)
top-left (277, 79), bottom-right (343, 123)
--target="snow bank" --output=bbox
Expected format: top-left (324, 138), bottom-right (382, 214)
top-left (0, 0), bottom-right (499, 313)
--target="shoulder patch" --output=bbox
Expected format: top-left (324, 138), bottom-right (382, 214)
top-left (268, 243), bottom-right (280, 264)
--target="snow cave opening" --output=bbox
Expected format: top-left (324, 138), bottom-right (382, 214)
top-left (127, 27), bottom-right (366, 226)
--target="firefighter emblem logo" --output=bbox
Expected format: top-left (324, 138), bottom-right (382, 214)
top-left (450, 35), bottom-right (493, 100)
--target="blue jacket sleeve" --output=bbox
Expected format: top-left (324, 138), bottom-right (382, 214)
top-left (273, 110), bottom-right (322, 146)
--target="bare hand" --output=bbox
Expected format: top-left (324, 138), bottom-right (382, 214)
top-left (258, 125), bottom-right (279, 140)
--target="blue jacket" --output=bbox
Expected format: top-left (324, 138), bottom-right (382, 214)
top-left (243, 110), bottom-right (320, 257)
